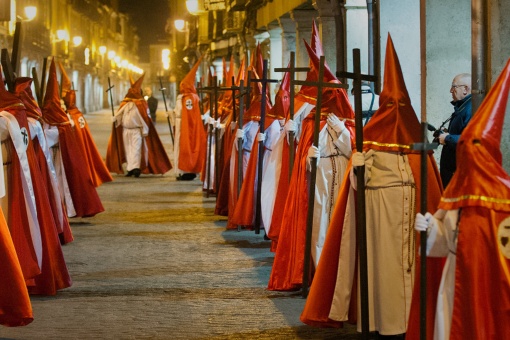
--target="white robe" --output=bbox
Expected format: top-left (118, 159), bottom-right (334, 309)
top-left (28, 118), bottom-right (67, 233)
top-left (329, 150), bottom-right (417, 336)
top-left (114, 101), bottom-right (149, 171)
top-left (311, 121), bottom-right (351, 265)
top-left (0, 111), bottom-right (42, 268)
top-left (425, 209), bottom-right (460, 340)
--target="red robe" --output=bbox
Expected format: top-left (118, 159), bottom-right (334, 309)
top-left (214, 118), bottom-right (236, 216)
top-left (267, 116), bottom-right (323, 291)
top-left (67, 104), bottom-right (113, 187)
top-left (14, 77), bottom-right (74, 244)
top-left (0, 208), bottom-right (33, 326)
top-left (178, 93), bottom-right (206, 173)
top-left (8, 107), bottom-right (72, 295)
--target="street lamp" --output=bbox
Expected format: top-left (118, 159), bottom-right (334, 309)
top-left (72, 36), bottom-right (82, 47)
top-left (185, 0), bottom-right (206, 15)
top-left (174, 19), bottom-right (186, 32)
top-left (23, 6), bottom-right (37, 21)
top-left (162, 49), bottom-right (170, 70)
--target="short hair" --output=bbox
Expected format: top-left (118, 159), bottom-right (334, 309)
top-left (456, 73), bottom-right (472, 89)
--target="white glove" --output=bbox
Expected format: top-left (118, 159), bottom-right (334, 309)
top-left (306, 145), bottom-right (320, 170)
top-left (165, 111), bottom-right (171, 118)
top-left (415, 212), bottom-right (433, 232)
top-left (202, 112), bottom-right (210, 122)
top-left (257, 132), bottom-right (266, 142)
top-left (284, 119), bottom-right (297, 134)
top-left (327, 113), bottom-right (346, 134)
top-left (60, 99), bottom-right (67, 112)
top-left (351, 151), bottom-right (365, 167)
top-left (68, 114), bottom-right (75, 128)
top-left (236, 128), bottom-right (245, 140)
top-left (230, 121), bottom-right (237, 131)
top-left (112, 116), bottom-right (117, 123)
top-left (214, 118), bottom-right (222, 129)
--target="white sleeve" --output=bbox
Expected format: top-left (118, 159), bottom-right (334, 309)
top-left (44, 124), bottom-right (60, 147)
top-left (426, 209), bottom-right (458, 257)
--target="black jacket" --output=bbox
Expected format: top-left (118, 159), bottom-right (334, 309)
top-left (440, 94), bottom-right (472, 187)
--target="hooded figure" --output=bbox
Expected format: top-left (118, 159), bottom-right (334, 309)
top-left (300, 35), bottom-right (443, 336)
top-left (0, 71), bottom-right (72, 295)
top-left (15, 77), bottom-right (74, 244)
top-left (230, 65), bottom-right (290, 232)
top-left (267, 39), bottom-right (354, 291)
top-left (214, 57), bottom-right (245, 217)
top-left (58, 62), bottom-right (113, 187)
top-left (42, 59), bottom-right (104, 218)
top-left (268, 20), bottom-right (326, 251)
top-left (106, 73), bottom-right (172, 177)
top-left (173, 56), bottom-right (206, 180)
top-left (411, 58), bottom-right (510, 340)
top-left (226, 44), bottom-right (273, 230)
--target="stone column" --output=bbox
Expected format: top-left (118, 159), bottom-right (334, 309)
top-left (268, 23), bottom-right (283, 102)
top-left (278, 16), bottom-right (296, 69)
top-left (291, 10), bottom-right (318, 80)
top-left (313, 0), bottom-right (342, 75)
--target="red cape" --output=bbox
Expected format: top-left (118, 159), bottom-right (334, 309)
top-left (267, 116), bottom-right (325, 291)
top-left (11, 108), bottom-right (72, 295)
top-left (68, 106), bottom-right (113, 186)
top-left (0, 208), bottom-right (33, 326)
top-left (178, 93), bottom-right (206, 173)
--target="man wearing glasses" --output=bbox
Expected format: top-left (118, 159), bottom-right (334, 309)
top-left (439, 73), bottom-right (472, 187)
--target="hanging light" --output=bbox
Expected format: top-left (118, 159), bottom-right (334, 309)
top-left (174, 19), bottom-right (186, 32)
top-left (72, 36), bottom-right (82, 47)
top-left (24, 6), bottom-right (37, 21)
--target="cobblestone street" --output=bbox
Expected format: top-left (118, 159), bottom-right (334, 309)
top-left (0, 109), bottom-right (358, 339)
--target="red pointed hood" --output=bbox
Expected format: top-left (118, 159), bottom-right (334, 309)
top-left (124, 73), bottom-right (145, 100)
top-left (14, 77), bottom-right (43, 120)
top-left (311, 19), bottom-right (323, 57)
top-left (362, 34), bottom-right (421, 153)
top-left (42, 59), bottom-right (69, 124)
top-left (295, 39), bottom-right (335, 106)
top-left (439, 58), bottom-right (510, 211)
top-left (266, 67), bottom-right (291, 127)
top-left (58, 62), bottom-right (77, 109)
top-left (179, 56), bottom-right (202, 94)
top-left (236, 57), bottom-right (246, 86)
top-left (0, 68), bottom-right (25, 109)
top-left (303, 41), bottom-right (353, 121)
top-left (58, 62), bottom-right (72, 97)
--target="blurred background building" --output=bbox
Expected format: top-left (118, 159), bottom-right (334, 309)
top-left (0, 0), bottom-right (143, 113)
top-left (1, 0), bottom-right (510, 169)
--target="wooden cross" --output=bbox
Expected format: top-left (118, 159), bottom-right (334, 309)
top-left (336, 48), bottom-right (378, 339)
top-left (232, 77), bottom-right (250, 201)
top-left (1, 22), bottom-right (22, 93)
top-left (250, 59), bottom-right (278, 235)
top-left (39, 57), bottom-right (48, 104)
top-left (274, 51), bottom-right (310, 180)
top-left (158, 76), bottom-right (175, 146)
top-left (197, 76), bottom-right (229, 198)
top-left (31, 67), bottom-right (42, 106)
top-left (106, 77), bottom-right (123, 169)
top-left (293, 55), bottom-right (348, 298)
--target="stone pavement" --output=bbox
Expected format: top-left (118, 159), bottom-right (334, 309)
top-left (0, 108), bottom-right (359, 340)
